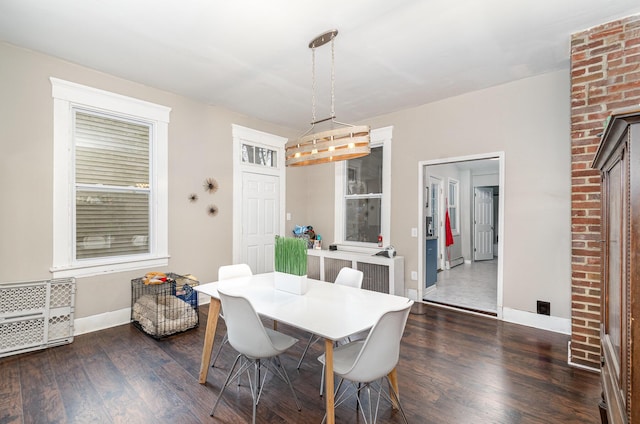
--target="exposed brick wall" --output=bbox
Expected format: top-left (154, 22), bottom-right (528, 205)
top-left (570, 15), bottom-right (640, 369)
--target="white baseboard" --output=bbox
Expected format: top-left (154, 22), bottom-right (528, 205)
top-left (567, 341), bottom-right (600, 372)
top-left (407, 288), bottom-right (418, 301)
top-left (423, 285), bottom-right (436, 296)
top-left (73, 307), bottom-right (131, 336)
top-left (73, 293), bottom-right (211, 336)
top-left (502, 307), bottom-right (571, 335)
top-left (72, 301), bottom-right (570, 339)
top-left (449, 257), bottom-right (464, 268)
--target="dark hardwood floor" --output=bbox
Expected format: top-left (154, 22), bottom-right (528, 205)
top-left (0, 303), bottom-right (601, 424)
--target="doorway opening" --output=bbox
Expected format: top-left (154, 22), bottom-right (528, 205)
top-left (417, 153), bottom-right (504, 317)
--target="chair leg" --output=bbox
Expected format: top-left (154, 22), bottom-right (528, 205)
top-left (252, 360), bottom-right (259, 424)
top-left (211, 353), bottom-right (243, 417)
top-left (325, 378), bottom-right (402, 424)
top-left (212, 355), bottom-right (301, 423)
top-left (270, 356), bottom-right (302, 411)
top-left (296, 333), bottom-right (317, 369)
top-left (320, 362), bottom-right (325, 396)
top-left (364, 383), bottom-right (373, 424)
top-left (210, 332), bottom-right (228, 368)
top-left (385, 376), bottom-right (409, 424)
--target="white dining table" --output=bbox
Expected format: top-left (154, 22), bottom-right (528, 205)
top-left (194, 272), bottom-right (410, 424)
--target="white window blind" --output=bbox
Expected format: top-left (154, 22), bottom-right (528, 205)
top-left (74, 111), bottom-right (151, 259)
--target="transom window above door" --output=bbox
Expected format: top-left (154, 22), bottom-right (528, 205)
top-left (242, 144), bottom-right (278, 168)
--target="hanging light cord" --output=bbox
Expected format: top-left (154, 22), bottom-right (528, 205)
top-left (311, 46), bottom-right (316, 127)
top-left (331, 37), bottom-right (335, 120)
top-left (301, 29), bottom-right (356, 137)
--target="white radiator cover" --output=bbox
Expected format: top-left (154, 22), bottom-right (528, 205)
top-left (307, 249), bottom-right (405, 296)
top-left (0, 278), bottom-right (75, 358)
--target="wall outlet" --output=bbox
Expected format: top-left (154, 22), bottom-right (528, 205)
top-left (537, 300), bottom-right (551, 316)
top-left (286, 212), bottom-right (291, 221)
top-left (411, 271), bottom-right (418, 280)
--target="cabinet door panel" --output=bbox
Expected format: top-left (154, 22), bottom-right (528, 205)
top-left (605, 159), bottom-right (624, 374)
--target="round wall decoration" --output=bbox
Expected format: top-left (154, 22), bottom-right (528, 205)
top-left (204, 177), bottom-right (218, 194)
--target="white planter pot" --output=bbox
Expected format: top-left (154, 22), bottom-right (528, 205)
top-left (274, 271), bottom-right (308, 295)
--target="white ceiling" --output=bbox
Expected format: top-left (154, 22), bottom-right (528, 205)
top-left (1, 0), bottom-right (640, 131)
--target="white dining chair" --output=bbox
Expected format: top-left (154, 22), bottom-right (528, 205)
top-left (210, 289), bottom-right (301, 424)
top-left (297, 267), bottom-right (365, 396)
top-left (334, 266), bottom-right (364, 288)
top-left (210, 263), bottom-right (252, 368)
top-left (297, 267), bottom-right (364, 371)
top-left (317, 300), bottom-right (413, 424)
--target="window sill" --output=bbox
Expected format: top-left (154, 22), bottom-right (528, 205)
top-left (51, 255), bottom-right (169, 279)
top-left (329, 244), bottom-right (384, 255)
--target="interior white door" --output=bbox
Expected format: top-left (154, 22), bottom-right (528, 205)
top-left (474, 187), bottom-right (494, 261)
top-left (242, 172), bottom-right (279, 273)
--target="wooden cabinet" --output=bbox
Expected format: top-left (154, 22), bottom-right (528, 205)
top-left (592, 108), bottom-right (640, 424)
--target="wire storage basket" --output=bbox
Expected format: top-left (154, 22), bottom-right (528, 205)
top-left (130, 273), bottom-right (199, 339)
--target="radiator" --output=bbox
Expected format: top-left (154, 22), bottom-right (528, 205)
top-left (307, 250), bottom-right (405, 296)
top-left (324, 258), bottom-right (352, 283)
top-left (0, 278), bottom-right (75, 358)
top-left (307, 254), bottom-right (321, 280)
top-left (357, 262), bottom-right (390, 293)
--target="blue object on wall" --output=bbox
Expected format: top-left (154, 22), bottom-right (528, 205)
top-left (426, 238), bottom-right (437, 288)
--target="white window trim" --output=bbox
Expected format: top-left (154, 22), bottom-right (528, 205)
top-left (50, 78), bottom-right (171, 278)
top-left (334, 126), bottom-right (392, 252)
top-left (448, 177), bottom-right (460, 235)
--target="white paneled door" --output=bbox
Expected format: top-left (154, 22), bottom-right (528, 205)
top-left (474, 187), bottom-right (494, 261)
top-left (242, 172), bottom-right (278, 273)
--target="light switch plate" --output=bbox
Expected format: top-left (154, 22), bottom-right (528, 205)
top-left (411, 227), bottom-right (418, 237)
top-left (411, 271), bottom-right (418, 280)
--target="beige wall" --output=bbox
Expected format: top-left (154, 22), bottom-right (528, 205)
top-left (0, 42), bottom-right (295, 319)
top-left (291, 71), bottom-right (573, 319)
top-left (0, 40), bottom-right (572, 323)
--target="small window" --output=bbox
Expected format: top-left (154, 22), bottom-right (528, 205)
top-left (242, 144), bottom-right (278, 167)
top-left (51, 78), bottom-right (170, 278)
top-left (344, 147), bottom-right (383, 243)
top-left (448, 178), bottom-right (459, 234)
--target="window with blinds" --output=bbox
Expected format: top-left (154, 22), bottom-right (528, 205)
top-left (74, 111), bottom-right (151, 259)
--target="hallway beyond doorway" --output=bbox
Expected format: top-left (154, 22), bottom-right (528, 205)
top-left (423, 259), bottom-right (497, 315)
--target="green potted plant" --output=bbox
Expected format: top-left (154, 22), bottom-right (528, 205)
top-left (274, 236), bottom-right (308, 294)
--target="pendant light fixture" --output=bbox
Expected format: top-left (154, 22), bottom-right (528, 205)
top-left (285, 29), bottom-right (370, 167)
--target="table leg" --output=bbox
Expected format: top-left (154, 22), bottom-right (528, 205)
top-left (324, 338), bottom-right (335, 424)
top-left (198, 299), bottom-right (221, 384)
top-left (387, 367), bottom-right (400, 409)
